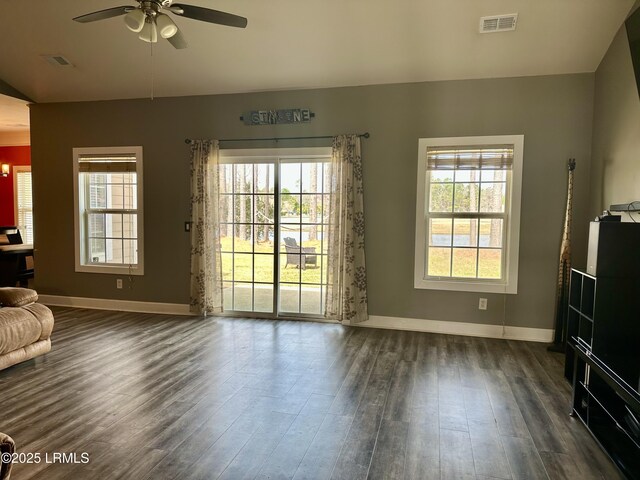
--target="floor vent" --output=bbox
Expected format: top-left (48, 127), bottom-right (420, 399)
top-left (479, 14), bottom-right (518, 33)
top-left (41, 54), bottom-right (74, 67)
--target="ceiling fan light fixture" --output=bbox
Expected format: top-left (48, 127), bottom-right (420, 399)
top-left (156, 13), bottom-right (178, 39)
top-left (73, 2), bottom-right (247, 50)
top-left (124, 8), bottom-right (146, 33)
top-left (139, 18), bottom-right (158, 43)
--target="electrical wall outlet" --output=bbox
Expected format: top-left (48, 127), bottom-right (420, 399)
top-left (116, 279), bottom-right (123, 289)
top-left (479, 298), bottom-right (488, 310)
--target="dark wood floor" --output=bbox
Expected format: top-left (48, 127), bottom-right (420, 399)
top-left (0, 307), bottom-right (622, 480)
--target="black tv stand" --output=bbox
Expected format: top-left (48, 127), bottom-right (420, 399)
top-left (569, 342), bottom-right (640, 479)
top-left (566, 268), bottom-right (640, 479)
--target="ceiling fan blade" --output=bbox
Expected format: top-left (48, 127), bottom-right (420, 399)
top-left (171, 4), bottom-right (247, 28)
top-left (73, 6), bottom-right (132, 23)
top-left (167, 29), bottom-right (188, 49)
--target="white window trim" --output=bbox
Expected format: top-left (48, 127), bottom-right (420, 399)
top-left (13, 165), bottom-right (33, 243)
top-left (73, 146), bottom-right (144, 275)
top-left (414, 135), bottom-right (523, 294)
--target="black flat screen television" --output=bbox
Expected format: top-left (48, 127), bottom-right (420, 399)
top-left (626, 6), bottom-right (640, 97)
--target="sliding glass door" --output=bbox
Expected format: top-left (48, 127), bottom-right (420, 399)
top-left (220, 161), bottom-right (275, 313)
top-left (219, 148), bottom-right (330, 318)
top-left (278, 160), bottom-right (329, 315)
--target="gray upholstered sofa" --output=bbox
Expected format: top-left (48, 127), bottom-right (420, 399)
top-left (0, 288), bottom-right (54, 371)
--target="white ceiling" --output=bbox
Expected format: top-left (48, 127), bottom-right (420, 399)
top-left (0, 0), bottom-right (635, 107)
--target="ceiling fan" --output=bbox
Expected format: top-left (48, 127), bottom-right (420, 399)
top-left (73, 1), bottom-right (248, 49)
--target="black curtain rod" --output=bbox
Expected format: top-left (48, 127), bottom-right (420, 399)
top-left (185, 132), bottom-right (370, 145)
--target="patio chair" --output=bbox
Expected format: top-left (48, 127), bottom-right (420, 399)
top-left (283, 237), bottom-right (317, 269)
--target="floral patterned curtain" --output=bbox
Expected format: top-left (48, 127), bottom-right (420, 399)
top-left (189, 140), bottom-right (223, 315)
top-left (325, 134), bottom-right (368, 324)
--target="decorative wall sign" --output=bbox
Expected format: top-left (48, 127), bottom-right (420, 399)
top-left (241, 108), bottom-right (314, 126)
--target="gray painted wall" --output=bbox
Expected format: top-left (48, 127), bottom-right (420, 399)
top-left (590, 24), bottom-right (640, 218)
top-left (30, 73), bottom-right (595, 329)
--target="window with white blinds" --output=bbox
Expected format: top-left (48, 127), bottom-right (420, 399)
top-left (14, 166), bottom-right (33, 244)
top-left (415, 135), bottom-right (524, 294)
top-left (73, 147), bottom-right (144, 275)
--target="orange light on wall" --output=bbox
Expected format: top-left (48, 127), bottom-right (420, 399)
top-left (1, 164), bottom-right (9, 177)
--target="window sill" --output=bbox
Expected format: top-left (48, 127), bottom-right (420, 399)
top-left (75, 264), bottom-right (144, 276)
top-left (414, 277), bottom-right (517, 294)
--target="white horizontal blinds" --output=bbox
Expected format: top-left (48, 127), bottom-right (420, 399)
top-left (16, 170), bottom-right (34, 244)
top-left (427, 145), bottom-right (514, 170)
top-left (77, 154), bottom-right (137, 173)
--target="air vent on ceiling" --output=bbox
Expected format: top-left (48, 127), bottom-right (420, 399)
top-left (479, 14), bottom-right (518, 33)
top-left (41, 54), bottom-right (74, 67)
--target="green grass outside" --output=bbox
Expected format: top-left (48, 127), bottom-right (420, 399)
top-left (428, 218), bottom-right (502, 279)
top-left (428, 247), bottom-right (501, 278)
top-left (220, 236), bottom-right (327, 285)
top-left (220, 229), bottom-right (500, 285)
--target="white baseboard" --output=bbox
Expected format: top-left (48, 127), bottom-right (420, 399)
top-left (358, 315), bottom-right (554, 343)
top-left (38, 294), bottom-right (192, 316)
top-left (35, 296), bottom-right (553, 342)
